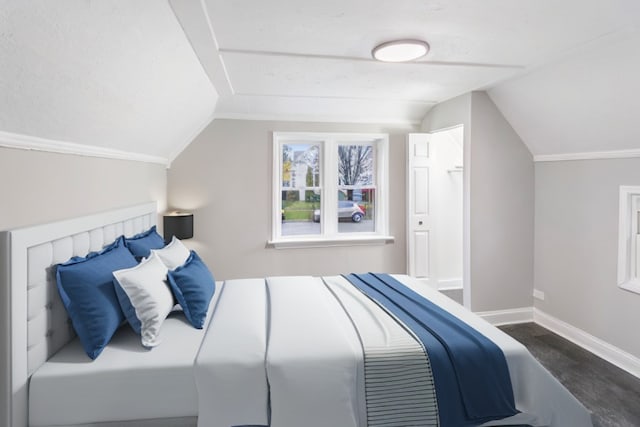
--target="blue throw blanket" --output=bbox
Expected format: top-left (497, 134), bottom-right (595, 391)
top-left (344, 273), bottom-right (518, 426)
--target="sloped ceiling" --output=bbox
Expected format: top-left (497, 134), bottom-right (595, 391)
top-left (489, 27), bottom-right (640, 159)
top-left (0, 1), bottom-right (218, 164)
top-left (1, 1), bottom-right (639, 162)
top-left (173, 0), bottom-right (639, 141)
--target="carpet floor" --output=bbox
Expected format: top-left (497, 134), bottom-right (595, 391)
top-left (500, 323), bottom-right (640, 427)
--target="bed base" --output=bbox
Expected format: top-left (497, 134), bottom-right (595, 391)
top-left (0, 202), bottom-right (158, 427)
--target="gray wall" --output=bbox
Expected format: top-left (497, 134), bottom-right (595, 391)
top-left (0, 147), bottom-right (167, 231)
top-left (168, 119), bottom-right (416, 280)
top-left (0, 147), bottom-right (166, 425)
top-left (535, 158), bottom-right (640, 358)
top-left (422, 91), bottom-right (534, 312)
top-left (470, 92), bottom-right (534, 312)
top-left (421, 93), bottom-right (472, 133)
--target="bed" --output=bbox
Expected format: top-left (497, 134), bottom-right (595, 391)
top-left (0, 202), bottom-right (594, 427)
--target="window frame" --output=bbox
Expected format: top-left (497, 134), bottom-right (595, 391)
top-left (617, 185), bottom-right (640, 295)
top-left (270, 132), bottom-right (393, 248)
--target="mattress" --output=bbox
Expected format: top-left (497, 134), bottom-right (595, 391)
top-left (28, 282), bottom-right (224, 427)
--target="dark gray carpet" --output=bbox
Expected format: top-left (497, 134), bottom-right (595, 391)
top-left (500, 323), bottom-right (640, 427)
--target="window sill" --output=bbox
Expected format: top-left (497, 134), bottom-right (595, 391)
top-left (619, 280), bottom-right (640, 295)
top-left (267, 235), bottom-right (395, 249)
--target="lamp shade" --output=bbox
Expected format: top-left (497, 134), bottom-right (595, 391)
top-left (163, 212), bottom-right (194, 243)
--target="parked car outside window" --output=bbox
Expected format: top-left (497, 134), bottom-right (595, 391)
top-left (313, 201), bottom-right (365, 223)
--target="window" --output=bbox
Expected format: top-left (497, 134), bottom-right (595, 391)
top-left (271, 132), bottom-right (392, 248)
top-left (617, 186), bottom-right (640, 294)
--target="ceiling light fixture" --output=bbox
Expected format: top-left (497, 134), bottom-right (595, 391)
top-left (372, 39), bottom-right (430, 62)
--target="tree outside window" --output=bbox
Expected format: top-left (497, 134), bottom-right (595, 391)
top-left (273, 132), bottom-right (389, 243)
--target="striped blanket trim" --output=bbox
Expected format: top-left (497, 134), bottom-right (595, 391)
top-left (324, 278), bottom-right (439, 427)
top-left (365, 338), bottom-right (439, 427)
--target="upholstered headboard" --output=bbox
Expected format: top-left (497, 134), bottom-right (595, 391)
top-left (0, 202), bottom-right (158, 427)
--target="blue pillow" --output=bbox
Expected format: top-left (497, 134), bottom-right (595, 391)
top-left (124, 225), bottom-right (165, 260)
top-left (167, 251), bottom-right (215, 329)
top-left (56, 236), bottom-right (138, 359)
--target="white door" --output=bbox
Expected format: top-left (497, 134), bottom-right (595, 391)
top-left (406, 133), bottom-right (434, 287)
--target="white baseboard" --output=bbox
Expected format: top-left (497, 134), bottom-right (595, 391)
top-left (437, 278), bottom-right (462, 290)
top-left (533, 308), bottom-right (640, 379)
top-left (476, 307), bottom-right (533, 326)
top-left (477, 306), bottom-right (640, 379)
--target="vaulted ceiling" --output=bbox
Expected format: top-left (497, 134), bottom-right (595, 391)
top-left (0, 1), bottom-right (217, 164)
top-left (1, 1), bottom-right (639, 164)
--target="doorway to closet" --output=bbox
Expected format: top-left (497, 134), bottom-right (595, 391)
top-left (407, 125), bottom-right (465, 306)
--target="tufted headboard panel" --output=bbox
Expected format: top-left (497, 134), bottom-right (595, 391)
top-left (0, 202), bottom-right (158, 427)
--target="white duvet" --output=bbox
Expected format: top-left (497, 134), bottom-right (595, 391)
top-left (194, 274), bottom-right (593, 427)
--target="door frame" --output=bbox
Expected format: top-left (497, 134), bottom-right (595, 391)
top-left (406, 125), bottom-right (470, 309)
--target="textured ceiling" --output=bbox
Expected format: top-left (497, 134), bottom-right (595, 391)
top-left (0, 1), bottom-right (218, 163)
top-left (2, 1), bottom-right (639, 161)
top-left (489, 28), bottom-right (640, 158)
top-left (173, 0), bottom-right (639, 140)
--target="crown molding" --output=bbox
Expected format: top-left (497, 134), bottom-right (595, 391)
top-left (534, 148), bottom-right (640, 162)
top-left (0, 131), bottom-right (169, 167)
top-left (212, 112), bottom-right (422, 127)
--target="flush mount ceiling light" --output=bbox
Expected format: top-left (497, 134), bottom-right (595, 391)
top-left (372, 39), bottom-right (430, 62)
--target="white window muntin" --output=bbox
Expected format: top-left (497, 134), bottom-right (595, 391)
top-left (271, 132), bottom-right (389, 246)
top-left (273, 136), bottom-right (324, 240)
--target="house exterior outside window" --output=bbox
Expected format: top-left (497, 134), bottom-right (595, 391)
top-left (270, 132), bottom-right (393, 248)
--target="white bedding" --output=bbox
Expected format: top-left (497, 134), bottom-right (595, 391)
top-left (195, 274), bottom-right (593, 427)
top-left (28, 285), bottom-right (223, 427)
top-left (394, 275), bottom-right (593, 427)
top-left (266, 276), bottom-right (363, 427)
top-left (194, 278), bottom-right (270, 427)
top-left (29, 274), bottom-right (592, 427)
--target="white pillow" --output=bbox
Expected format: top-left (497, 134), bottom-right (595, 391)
top-left (113, 252), bottom-right (174, 348)
top-left (151, 236), bottom-right (190, 270)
